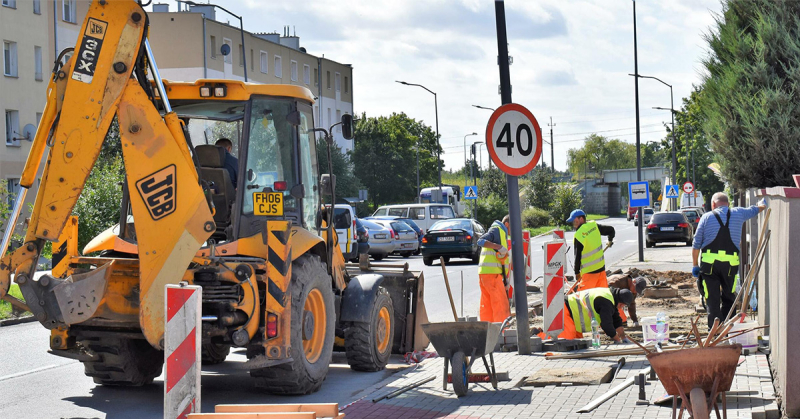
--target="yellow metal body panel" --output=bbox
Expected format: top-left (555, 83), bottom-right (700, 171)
top-left (117, 79), bottom-right (214, 348)
top-left (51, 216), bottom-right (79, 278)
top-left (20, 79), bottom-right (58, 188)
top-left (82, 225), bottom-right (138, 255)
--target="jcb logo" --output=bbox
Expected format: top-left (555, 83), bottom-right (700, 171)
top-left (136, 165), bottom-right (177, 220)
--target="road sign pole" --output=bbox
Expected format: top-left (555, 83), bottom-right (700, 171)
top-left (494, 0), bottom-right (530, 355)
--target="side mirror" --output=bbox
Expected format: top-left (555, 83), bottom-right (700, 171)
top-left (341, 114), bottom-right (354, 140)
top-left (290, 183), bottom-right (305, 200)
top-left (320, 174), bottom-right (336, 197)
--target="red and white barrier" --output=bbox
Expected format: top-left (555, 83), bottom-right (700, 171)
top-left (164, 284), bottom-right (202, 419)
top-left (542, 239), bottom-right (566, 339)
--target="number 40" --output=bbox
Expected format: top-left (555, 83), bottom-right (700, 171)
top-left (496, 122), bottom-right (533, 157)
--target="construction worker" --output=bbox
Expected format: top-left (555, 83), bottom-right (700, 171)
top-left (692, 193), bottom-right (766, 328)
top-left (215, 138), bottom-right (239, 188)
top-left (566, 209), bottom-right (615, 291)
top-left (537, 287), bottom-right (633, 342)
top-left (607, 274), bottom-right (648, 326)
top-left (477, 215), bottom-right (511, 322)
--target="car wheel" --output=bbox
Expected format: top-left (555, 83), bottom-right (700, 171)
top-left (471, 249), bottom-right (480, 264)
top-left (634, 221), bottom-right (638, 227)
top-left (423, 257), bottom-right (433, 266)
top-left (372, 254), bottom-right (385, 261)
top-left (646, 241), bottom-right (653, 248)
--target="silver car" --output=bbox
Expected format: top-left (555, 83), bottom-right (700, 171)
top-left (361, 220), bottom-right (394, 261)
top-left (373, 220), bottom-right (419, 258)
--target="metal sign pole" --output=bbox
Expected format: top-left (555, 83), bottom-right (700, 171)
top-left (494, 0), bottom-right (530, 355)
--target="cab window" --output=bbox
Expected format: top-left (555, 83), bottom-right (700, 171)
top-left (430, 205), bottom-right (455, 219)
top-left (333, 208), bottom-right (351, 229)
top-left (409, 207), bottom-right (425, 220)
top-left (388, 207), bottom-right (408, 217)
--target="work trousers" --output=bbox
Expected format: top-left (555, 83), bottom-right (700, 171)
top-left (479, 273), bottom-right (510, 323)
top-left (577, 271), bottom-right (608, 292)
top-left (701, 262), bottom-right (737, 329)
top-left (537, 303), bottom-right (583, 340)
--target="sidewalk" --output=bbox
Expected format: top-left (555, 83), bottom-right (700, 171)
top-left (341, 246), bottom-right (781, 419)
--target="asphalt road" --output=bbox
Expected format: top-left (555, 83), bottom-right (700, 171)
top-left (0, 216), bottom-right (644, 418)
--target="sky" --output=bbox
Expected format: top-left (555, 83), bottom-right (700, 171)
top-left (156, 0), bottom-right (723, 173)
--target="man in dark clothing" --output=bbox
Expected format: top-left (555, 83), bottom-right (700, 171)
top-left (566, 209), bottom-right (616, 291)
top-left (215, 138), bottom-right (239, 188)
top-left (607, 274), bottom-right (648, 326)
top-left (537, 287), bottom-right (633, 342)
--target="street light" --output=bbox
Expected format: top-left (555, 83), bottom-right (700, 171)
top-left (397, 80), bottom-right (442, 201)
top-left (184, 1), bottom-right (247, 82)
top-left (463, 132), bottom-right (477, 188)
top-left (472, 105), bottom-right (496, 111)
top-left (471, 140), bottom-right (483, 219)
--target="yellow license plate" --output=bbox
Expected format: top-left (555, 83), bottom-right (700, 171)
top-left (253, 192), bottom-right (284, 216)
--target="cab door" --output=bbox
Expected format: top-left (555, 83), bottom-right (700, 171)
top-left (333, 207), bottom-right (353, 256)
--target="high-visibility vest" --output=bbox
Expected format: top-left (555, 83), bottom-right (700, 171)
top-left (478, 221), bottom-right (509, 275)
top-left (575, 221), bottom-right (605, 274)
top-left (567, 288), bottom-right (614, 333)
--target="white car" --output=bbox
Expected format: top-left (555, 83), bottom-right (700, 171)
top-left (633, 207), bottom-right (655, 226)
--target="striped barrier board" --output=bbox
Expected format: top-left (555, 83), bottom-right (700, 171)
top-left (165, 284), bottom-right (202, 419)
top-left (542, 239), bottom-right (566, 339)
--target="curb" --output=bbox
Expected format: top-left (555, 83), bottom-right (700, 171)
top-left (0, 315), bottom-right (36, 327)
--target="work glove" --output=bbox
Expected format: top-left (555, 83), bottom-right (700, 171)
top-left (497, 246), bottom-right (509, 258)
top-left (632, 321), bottom-right (639, 328)
top-left (607, 241), bottom-right (614, 248)
top-left (759, 198), bottom-right (768, 208)
top-left (692, 266), bottom-right (701, 278)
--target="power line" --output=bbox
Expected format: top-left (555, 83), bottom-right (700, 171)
top-left (553, 123), bottom-right (663, 138)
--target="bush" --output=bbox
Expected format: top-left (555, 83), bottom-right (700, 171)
top-left (72, 156), bottom-right (124, 252)
top-left (550, 184), bottom-right (582, 226)
top-left (522, 207), bottom-right (551, 229)
top-left (466, 193), bottom-right (508, 228)
top-left (523, 169), bottom-right (555, 210)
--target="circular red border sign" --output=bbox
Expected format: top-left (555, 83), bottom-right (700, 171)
top-left (682, 181), bottom-right (695, 194)
top-left (485, 103), bottom-right (543, 176)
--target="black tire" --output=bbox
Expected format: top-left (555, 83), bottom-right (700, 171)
top-left (451, 351), bottom-right (468, 397)
top-left (646, 241), bottom-right (653, 248)
top-left (80, 337), bottom-right (163, 386)
top-left (423, 257), bottom-right (433, 266)
top-left (401, 252), bottom-right (412, 258)
top-left (201, 341), bottom-right (230, 365)
top-left (344, 287), bottom-right (394, 372)
top-left (471, 248), bottom-right (480, 264)
top-left (250, 254), bottom-right (335, 395)
top-left (372, 254), bottom-right (385, 261)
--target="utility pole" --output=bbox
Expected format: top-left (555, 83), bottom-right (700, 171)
top-left (632, 0), bottom-right (644, 262)
top-left (548, 117), bottom-right (556, 172)
top-left (416, 138), bottom-right (421, 204)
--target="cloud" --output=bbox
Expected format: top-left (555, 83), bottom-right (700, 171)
top-left (535, 69), bottom-right (578, 86)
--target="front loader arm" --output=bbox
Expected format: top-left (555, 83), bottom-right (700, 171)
top-left (0, 0), bottom-right (214, 348)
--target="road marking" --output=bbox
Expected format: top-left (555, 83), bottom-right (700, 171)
top-left (0, 363), bottom-right (70, 382)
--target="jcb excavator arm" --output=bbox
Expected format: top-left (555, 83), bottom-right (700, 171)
top-left (0, 0), bottom-right (213, 348)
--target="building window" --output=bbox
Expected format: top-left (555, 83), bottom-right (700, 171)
top-left (274, 55), bottom-right (282, 78)
top-left (313, 68), bottom-right (318, 86)
top-left (34, 46), bottom-right (42, 81)
top-left (223, 39), bottom-right (232, 64)
top-left (290, 60), bottom-right (298, 82)
top-left (3, 41), bottom-right (17, 77)
top-left (62, 0), bottom-right (76, 23)
top-left (260, 51), bottom-right (268, 74)
top-left (2, 0), bottom-right (16, 9)
top-left (238, 44), bottom-right (243, 67)
top-left (303, 64), bottom-right (310, 85)
top-left (5, 110), bottom-right (20, 146)
top-left (6, 178), bottom-right (20, 207)
top-left (326, 71), bottom-right (330, 90)
top-left (210, 36), bottom-right (217, 59)
top-left (33, 0), bottom-right (40, 14)
top-left (335, 72), bottom-right (341, 92)
top-left (345, 76), bottom-right (349, 94)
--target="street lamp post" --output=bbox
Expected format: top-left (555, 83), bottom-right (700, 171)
top-left (631, 0), bottom-right (644, 263)
top-left (471, 140), bottom-right (483, 219)
top-left (633, 74), bottom-right (675, 208)
top-left (417, 137), bottom-right (421, 204)
top-left (471, 105), bottom-right (496, 169)
top-left (397, 81), bottom-right (442, 202)
top-left (184, 1), bottom-right (247, 82)
top-left (463, 132), bottom-right (478, 188)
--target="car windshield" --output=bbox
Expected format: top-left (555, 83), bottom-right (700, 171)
top-left (431, 220), bottom-right (471, 231)
top-left (682, 211), bottom-right (699, 218)
top-left (399, 218), bottom-right (420, 231)
top-left (361, 220), bottom-right (385, 230)
top-left (653, 213), bottom-right (685, 223)
top-left (391, 221), bottom-right (413, 232)
top-left (645, 209), bottom-right (654, 215)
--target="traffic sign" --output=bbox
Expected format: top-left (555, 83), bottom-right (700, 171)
top-left (464, 186), bottom-right (478, 200)
top-left (682, 182), bottom-right (694, 194)
top-left (485, 103), bottom-right (543, 176)
top-left (628, 181), bottom-right (650, 208)
top-left (666, 184), bottom-right (680, 199)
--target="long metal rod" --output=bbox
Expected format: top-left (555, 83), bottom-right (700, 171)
top-left (632, 0), bottom-right (644, 262)
top-left (144, 39), bottom-right (172, 114)
top-left (0, 188), bottom-right (28, 259)
top-left (577, 367), bottom-right (652, 413)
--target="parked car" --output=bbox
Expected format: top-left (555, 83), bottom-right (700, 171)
top-left (682, 206), bottom-right (705, 216)
top-left (420, 218), bottom-right (484, 266)
top-left (325, 204), bottom-right (357, 260)
top-left (633, 207), bottom-right (655, 226)
top-left (646, 212), bottom-right (694, 247)
top-left (368, 216), bottom-right (423, 254)
top-left (372, 220), bottom-right (419, 258)
top-left (371, 204), bottom-right (456, 235)
top-left (679, 208), bottom-right (702, 232)
top-left (360, 220), bottom-right (393, 261)
top-left (350, 218), bottom-right (370, 262)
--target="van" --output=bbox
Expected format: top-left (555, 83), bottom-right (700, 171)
top-left (325, 204), bottom-right (357, 260)
top-left (372, 204), bottom-right (456, 235)
top-left (679, 191), bottom-right (705, 210)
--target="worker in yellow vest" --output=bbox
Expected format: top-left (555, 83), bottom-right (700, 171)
top-left (566, 209), bottom-right (615, 291)
top-left (477, 215), bottom-right (511, 322)
top-left (535, 287), bottom-right (633, 341)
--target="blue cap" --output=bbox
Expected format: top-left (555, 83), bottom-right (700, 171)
top-left (566, 209), bottom-right (586, 223)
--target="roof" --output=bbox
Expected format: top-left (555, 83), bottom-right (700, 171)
top-left (162, 79), bottom-right (315, 103)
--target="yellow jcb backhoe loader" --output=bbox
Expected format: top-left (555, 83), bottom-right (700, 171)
top-left (0, 0), bottom-right (428, 395)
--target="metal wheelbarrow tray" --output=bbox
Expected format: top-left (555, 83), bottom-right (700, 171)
top-left (421, 321), bottom-right (504, 397)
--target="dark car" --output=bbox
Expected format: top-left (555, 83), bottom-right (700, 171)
top-left (421, 218), bottom-right (484, 266)
top-left (646, 212), bottom-right (694, 247)
top-left (368, 216), bottom-right (423, 254)
top-left (679, 208), bottom-right (702, 232)
top-left (350, 218), bottom-right (370, 262)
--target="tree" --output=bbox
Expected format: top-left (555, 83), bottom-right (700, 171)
top-left (478, 167), bottom-right (507, 202)
top-left (550, 184), bottom-right (583, 227)
top-left (458, 158), bottom-right (481, 184)
top-left (566, 134), bottom-right (636, 178)
top-left (316, 137), bottom-right (361, 203)
top-left (352, 113), bottom-right (441, 206)
top-left (699, 0), bottom-right (800, 189)
top-left (523, 167), bottom-right (555, 210)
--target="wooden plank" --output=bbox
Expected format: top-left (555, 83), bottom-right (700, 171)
top-left (216, 404), bottom-right (339, 417)
top-left (188, 413), bottom-right (315, 419)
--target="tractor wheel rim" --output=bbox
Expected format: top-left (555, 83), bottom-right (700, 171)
top-left (376, 306), bottom-right (391, 353)
top-left (303, 288), bottom-right (326, 363)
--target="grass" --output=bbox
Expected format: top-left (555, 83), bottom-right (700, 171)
top-left (0, 284), bottom-right (29, 320)
top-left (586, 214), bottom-right (609, 221)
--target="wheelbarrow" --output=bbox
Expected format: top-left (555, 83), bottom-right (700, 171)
top-left (421, 317), bottom-right (511, 397)
top-left (647, 344), bottom-right (742, 419)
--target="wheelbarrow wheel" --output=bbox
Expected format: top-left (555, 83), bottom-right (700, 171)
top-left (451, 351), bottom-right (468, 397)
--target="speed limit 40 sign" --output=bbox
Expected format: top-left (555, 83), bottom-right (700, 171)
top-left (486, 103), bottom-right (543, 176)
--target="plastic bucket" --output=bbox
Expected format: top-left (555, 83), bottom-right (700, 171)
top-left (728, 320), bottom-right (758, 349)
top-left (641, 316), bottom-right (670, 344)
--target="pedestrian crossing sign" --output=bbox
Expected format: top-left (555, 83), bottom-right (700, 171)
top-left (464, 186), bottom-right (478, 200)
top-left (666, 184), bottom-right (680, 199)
